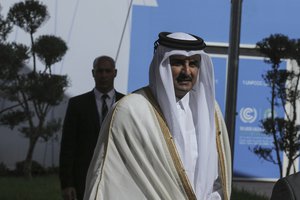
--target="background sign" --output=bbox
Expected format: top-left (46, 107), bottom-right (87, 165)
top-left (233, 58), bottom-right (286, 179)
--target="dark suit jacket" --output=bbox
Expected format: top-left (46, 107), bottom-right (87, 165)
top-left (59, 90), bottom-right (124, 200)
top-left (271, 172), bottom-right (300, 200)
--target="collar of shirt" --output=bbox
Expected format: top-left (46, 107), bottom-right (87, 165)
top-left (93, 88), bottom-right (115, 101)
top-left (176, 93), bottom-right (190, 111)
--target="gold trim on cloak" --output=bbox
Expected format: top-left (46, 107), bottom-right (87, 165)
top-left (143, 87), bottom-right (197, 200)
top-left (215, 110), bottom-right (229, 200)
top-left (143, 86), bottom-right (229, 200)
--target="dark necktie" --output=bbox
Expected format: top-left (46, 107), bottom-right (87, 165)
top-left (101, 94), bottom-right (108, 122)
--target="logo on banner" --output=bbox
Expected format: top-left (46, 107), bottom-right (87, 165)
top-left (240, 107), bottom-right (257, 123)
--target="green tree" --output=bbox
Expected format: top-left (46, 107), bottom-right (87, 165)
top-left (252, 34), bottom-right (300, 178)
top-left (0, 0), bottom-right (68, 178)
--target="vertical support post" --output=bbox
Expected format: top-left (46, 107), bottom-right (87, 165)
top-left (225, 0), bottom-right (243, 163)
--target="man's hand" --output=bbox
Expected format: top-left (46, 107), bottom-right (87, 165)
top-left (62, 187), bottom-right (77, 200)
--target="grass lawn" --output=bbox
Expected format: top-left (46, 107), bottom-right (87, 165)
top-left (0, 175), bottom-right (61, 200)
top-left (0, 174), bottom-right (268, 200)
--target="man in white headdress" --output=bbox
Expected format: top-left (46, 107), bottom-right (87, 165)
top-left (84, 32), bottom-right (232, 200)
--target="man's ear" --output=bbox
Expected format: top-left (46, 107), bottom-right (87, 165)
top-left (92, 69), bottom-right (95, 77)
top-left (114, 69), bottom-right (117, 77)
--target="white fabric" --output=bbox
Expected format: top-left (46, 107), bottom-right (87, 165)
top-left (215, 102), bottom-right (232, 199)
top-left (176, 94), bottom-right (198, 186)
top-left (149, 40), bottom-right (219, 199)
top-left (83, 93), bottom-right (232, 200)
top-left (84, 94), bottom-right (189, 200)
top-left (84, 92), bottom-right (230, 200)
top-left (167, 32), bottom-right (197, 41)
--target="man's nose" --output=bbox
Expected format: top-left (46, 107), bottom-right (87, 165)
top-left (182, 61), bottom-right (191, 74)
top-left (101, 71), bottom-right (108, 76)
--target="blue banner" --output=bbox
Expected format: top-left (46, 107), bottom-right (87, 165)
top-left (233, 58), bottom-right (286, 179)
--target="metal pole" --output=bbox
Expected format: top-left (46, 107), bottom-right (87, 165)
top-left (225, 0), bottom-right (243, 162)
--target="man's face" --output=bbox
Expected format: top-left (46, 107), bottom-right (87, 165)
top-left (92, 60), bottom-right (116, 93)
top-left (169, 54), bottom-right (200, 99)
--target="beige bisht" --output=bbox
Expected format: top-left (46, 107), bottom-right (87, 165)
top-left (84, 88), bottom-right (231, 200)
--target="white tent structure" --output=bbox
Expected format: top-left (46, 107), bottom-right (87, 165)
top-left (0, 0), bottom-right (157, 169)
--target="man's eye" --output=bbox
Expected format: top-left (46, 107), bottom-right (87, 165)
top-left (96, 69), bottom-right (112, 73)
top-left (170, 59), bottom-right (184, 66)
top-left (189, 61), bottom-right (199, 68)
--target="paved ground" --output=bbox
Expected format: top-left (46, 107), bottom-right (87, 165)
top-left (232, 180), bottom-right (276, 199)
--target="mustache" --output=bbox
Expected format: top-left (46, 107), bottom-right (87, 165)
top-left (176, 73), bottom-right (192, 82)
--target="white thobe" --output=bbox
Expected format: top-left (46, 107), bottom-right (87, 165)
top-left (176, 94), bottom-right (198, 188)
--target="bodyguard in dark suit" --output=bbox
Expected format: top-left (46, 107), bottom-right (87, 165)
top-left (59, 56), bottom-right (125, 200)
top-left (271, 171), bottom-right (300, 200)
